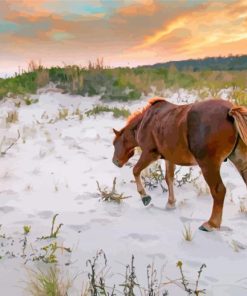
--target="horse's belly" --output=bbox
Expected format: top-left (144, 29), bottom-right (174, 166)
top-left (160, 145), bottom-right (197, 166)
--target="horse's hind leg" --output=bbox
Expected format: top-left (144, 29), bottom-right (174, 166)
top-left (198, 161), bottom-right (226, 231)
top-left (165, 160), bottom-right (176, 209)
top-left (229, 138), bottom-right (247, 185)
top-left (133, 151), bottom-right (159, 206)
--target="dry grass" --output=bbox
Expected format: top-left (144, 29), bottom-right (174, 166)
top-left (192, 176), bottom-right (210, 197)
top-left (14, 100), bottom-right (22, 108)
top-left (25, 266), bottom-right (71, 296)
top-left (36, 69), bottom-right (49, 88)
top-left (88, 57), bottom-right (107, 70)
top-left (6, 110), bottom-right (19, 124)
top-left (182, 224), bottom-right (194, 242)
top-left (44, 130), bottom-right (52, 143)
top-left (28, 60), bottom-right (43, 72)
top-left (232, 89), bottom-right (247, 106)
top-left (96, 177), bottom-right (130, 203)
top-left (0, 130), bottom-right (20, 156)
top-left (57, 108), bottom-right (69, 120)
top-left (230, 240), bottom-right (240, 252)
top-left (64, 65), bottom-right (84, 94)
top-left (239, 199), bottom-right (247, 213)
top-left (74, 107), bottom-right (83, 120)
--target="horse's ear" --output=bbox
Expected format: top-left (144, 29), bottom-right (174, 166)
top-left (113, 128), bottom-right (120, 135)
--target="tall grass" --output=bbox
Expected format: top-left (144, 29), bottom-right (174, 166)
top-left (26, 266), bottom-right (71, 296)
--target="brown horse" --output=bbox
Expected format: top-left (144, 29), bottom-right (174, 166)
top-left (112, 98), bottom-right (247, 231)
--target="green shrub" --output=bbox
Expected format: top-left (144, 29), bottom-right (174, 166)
top-left (85, 105), bottom-right (130, 118)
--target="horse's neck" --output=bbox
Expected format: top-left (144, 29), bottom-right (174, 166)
top-left (126, 100), bottom-right (174, 142)
top-left (124, 115), bottom-right (143, 147)
top-left (128, 113), bottom-right (143, 131)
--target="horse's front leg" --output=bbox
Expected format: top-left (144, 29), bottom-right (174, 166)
top-left (133, 151), bottom-right (158, 206)
top-left (165, 160), bottom-right (176, 209)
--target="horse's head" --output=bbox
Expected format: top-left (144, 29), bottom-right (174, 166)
top-left (112, 128), bottom-right (136, 167)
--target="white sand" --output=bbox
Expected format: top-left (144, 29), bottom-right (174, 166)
top-left (0, 89), bottom-right (247, 295)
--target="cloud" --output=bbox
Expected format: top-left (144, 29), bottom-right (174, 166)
top-left (0, 0), bottom-right (246, 74)
top-left (130, 0), bottom-right (247, 60)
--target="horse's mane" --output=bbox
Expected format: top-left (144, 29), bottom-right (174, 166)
top-left (126, 97), bottom-right (165, 126)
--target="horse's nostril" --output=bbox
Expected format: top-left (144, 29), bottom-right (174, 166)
top-left (113, 158), bottom-right (121, 167)
top-left (112, 158), bottom-right (118, 165)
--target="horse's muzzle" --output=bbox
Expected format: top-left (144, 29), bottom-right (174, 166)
top-left (112, 158), bottom-right (123, 168)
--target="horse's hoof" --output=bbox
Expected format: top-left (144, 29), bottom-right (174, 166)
top-left (142, 195), bottom-right (152, 206)
top-left (199, 223), bottom-right (215, 232)
top-left (166, 202), bottom-right (176, 210)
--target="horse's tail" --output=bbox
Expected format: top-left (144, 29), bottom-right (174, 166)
top-left (229, 106), bottom-right (247, 146)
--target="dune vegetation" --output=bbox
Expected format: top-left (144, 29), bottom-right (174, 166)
top-left (1, 56), bottom-right (247, 105)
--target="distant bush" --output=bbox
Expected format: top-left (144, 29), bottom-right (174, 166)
top-left (0, 72), bottom-right (37, 99)
top-left (85, 105), bottom-right (130, 118)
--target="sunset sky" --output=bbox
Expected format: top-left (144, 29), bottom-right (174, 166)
top-left (0, 0), bottom-right (247, 76)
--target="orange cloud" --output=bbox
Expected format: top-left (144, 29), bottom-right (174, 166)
top-left (135, 16), bottom-right (186, 49)
top-left (5, 0), bottom-right (51, 19)
top-left (118, 0), bottom-right (157, 16)
top-left (131, 0), bottom-right (247, 60)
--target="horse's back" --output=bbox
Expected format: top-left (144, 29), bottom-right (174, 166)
top-left (187, 99), bottom-right (237, 162)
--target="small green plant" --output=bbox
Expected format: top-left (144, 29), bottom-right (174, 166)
top-left (176, 261), bottom-right (206, 295)
top-left (32, 242), bottom-right (71, 264)
top-left (23, 225), bottom-right (31, 235)
top-left (182, 224), bottom-right (194, 242)
top-left (23, 97), bottom-right (39, 105)
top-left (96, 177), bottom-right (130, 203)
top-left (39, 214), bottom-right (63, 239)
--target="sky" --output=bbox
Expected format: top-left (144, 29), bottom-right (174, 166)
top-left (0, 0), bottom-right (247, 76)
